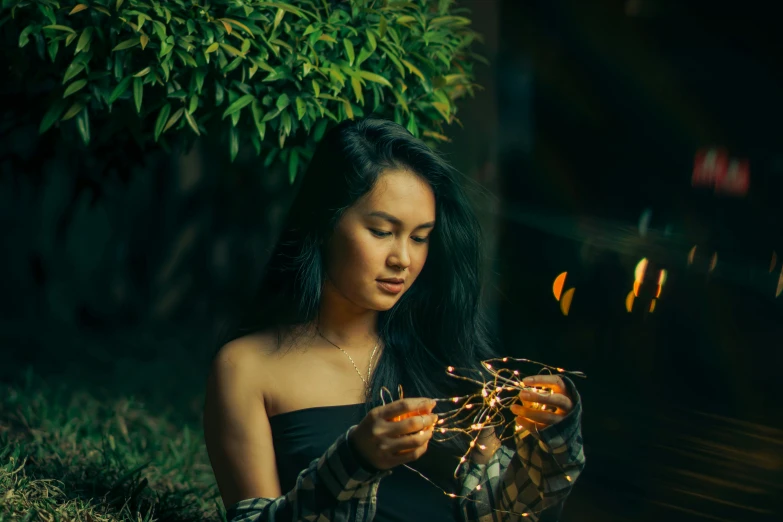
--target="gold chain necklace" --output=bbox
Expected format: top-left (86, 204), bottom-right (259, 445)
top-left (317, 328), bottom-right (379, 388)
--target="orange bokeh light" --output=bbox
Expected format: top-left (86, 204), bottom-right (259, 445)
top-left (625, 290), bottom-right (634, 312)
top-left (553, 272), bottom-right (567, 301)
top-left (634, 258), bottom-right (648, 282)
top-left (560, 288), bottom-right (575, 316)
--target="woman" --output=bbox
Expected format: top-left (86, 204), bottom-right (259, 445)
top-left (203, 117), bottom-right (585, 522)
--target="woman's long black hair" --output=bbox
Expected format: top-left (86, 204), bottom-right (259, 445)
top-left (241, 117), bottom-right (498, 428)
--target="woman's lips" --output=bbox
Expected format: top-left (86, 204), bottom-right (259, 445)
top-left (376, 280), bottom-right (404, 294)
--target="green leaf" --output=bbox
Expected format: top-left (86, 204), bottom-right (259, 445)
top-left (75, 27), bottom-right (93, 54)
top-left (188, 95), bottom-right (199, 115)
top-left (18, 25), bottom-right (37, 48)
top-left (273, 8), bottom-right (285, 31)
top-left (356, 46), bottom-right (373, 67)
top-left (251, 100), bottom-right (266, 140)
top-left (133, 67), bottom-right (151, 78)
top-left (193, 69), bottom-right (206, 93)
top-left (39, 100), bottom-right (67, 134)
top-left (218, 42), bottom-right (243, 57)
top-left (47, 40), bottom-right (59, 62)
top-left (205, 42), bottom-right (219, 53)
top-left (343, 38), bottom-right (355, 66)
top-left (350, 77), bottom-right (363, 105)
top-left (276, 93), bottom-right (290, 111)
top-left (311, 80), bottom-right (320, 98)
top-left (222, 94), bottom-right (254, 119)
top-left (61, 100), bottom-right (86, 121)
top-left (366, 29), bottom-right (377, 51)
top-left (356, 70), bottom-right (393, 88)
top-left (108, 76), bottom-right (132, 103)
top-left (112, 38), bottom-right (140, 52)
top-left (229, 126), bottom-right (239, 162)
top-left (429, 16), bottom-right (471, 28)
top-left (62, 62), bottom-right (85, 84)
top-left (76, 108), bottom-right (90, 145)
top-left (261, 108), bottom-right (281, 122)
top-left (164, 107), bottom-right (184, 132)
top-left (318, 34), bottom-right (337, 44)
top-left (402, 59), bottom-right (427, 85)
top-left (133, 77), bottom-right (143, 113)
top-left (43, 25), bottom-right (76, 34)
top-left (312, 118), bottom-right (327, 141)
top-left (288, 147), bottom-right (299, 184)
top-left (69, 4), bottom-right (89, 15)
top-left (295, 97), bottom-right (306, 120)
top-left (184, 109), bottom-right (200, 135)
top-left (154, 103), bottom-right (171, 141)
top-left (63, 79), bottom-right (87, 98)
top-left (395, 15), bottom-right (416, 25)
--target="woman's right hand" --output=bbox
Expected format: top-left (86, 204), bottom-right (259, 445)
top-left (348, 398), bottom-right (438, 471)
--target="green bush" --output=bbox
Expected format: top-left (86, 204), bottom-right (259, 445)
top-left (1, 0), bottom-right (485, 182)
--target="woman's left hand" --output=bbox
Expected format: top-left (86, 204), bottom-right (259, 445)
top-left (510, 374), bottom-right (573, 432)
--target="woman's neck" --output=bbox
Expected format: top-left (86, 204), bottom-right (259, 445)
top-left (314, 284), bottom-right (379, 352)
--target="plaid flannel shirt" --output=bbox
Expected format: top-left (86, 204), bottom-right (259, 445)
top-left (227, 380), bottom-right (584, 522)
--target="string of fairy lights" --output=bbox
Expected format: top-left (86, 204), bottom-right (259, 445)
top-left (380, 357), bottom-right (586, 519)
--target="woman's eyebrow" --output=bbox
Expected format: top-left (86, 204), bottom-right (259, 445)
top-left (367, 211), bottom-right (435, 230)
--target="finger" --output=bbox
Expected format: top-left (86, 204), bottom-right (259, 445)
top-left (514, 416), bottom-right (542, 434)
top-left (385, 430), bottom-right (432, 453)
top-left (388, 413), bottom-right (438, 437)
top-left (518, 390), bottom-right (573, 413)
top-left (377, 398), bottom-right (435, 420)
top-left (397, 442), bottom-right (430, 463)
top-left (510, 404), bottom-right (563, 425)
top-left (522, 375), bottom-right (566, 394)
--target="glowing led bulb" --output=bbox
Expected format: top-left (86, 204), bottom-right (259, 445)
top-left (440, 428), bottom-right (446, 433)
top-left (489, 399), bottom-right (496, 407)
top-left (479, 444), bottom-right (486, 450)
top-left (476, 484), bottom-right (482, 490)
top-left (447, 366), bottom-right (454, 372)
top-left (448, 493), bottom-right (457, 498)
top-left (465, 404), bottom-right (473, 409)
top-left (495, 386), bottom-right (502, 393)
top-left (470, 441), bottom-right (476, 448)
top-left (452, 397), bottom-right (459, 403)
top-left (437, 419), bottom-right (445, 424)
top-left (513, 370), bottom-right (519, 375)
top-left (460, 457), bottom-right (466, 463)
top-left (502, 357), bottom-right (508, 362)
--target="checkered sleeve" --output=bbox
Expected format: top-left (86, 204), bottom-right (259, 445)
top-left (226, 426), bottom-right (391, 522)
top-left (458, 377), bottom-right (585, 522)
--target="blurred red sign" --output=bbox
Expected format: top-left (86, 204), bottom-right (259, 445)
top-left (692, 148), bottom-right (749, 196)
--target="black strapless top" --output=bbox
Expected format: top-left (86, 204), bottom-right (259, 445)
top-left (269, 404), bottom-right (463, 522)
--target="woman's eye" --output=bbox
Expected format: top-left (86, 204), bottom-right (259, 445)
top-left (370, 229), bottom-right (391, 238)
top-left (413, 236), bottom-right (429, 244)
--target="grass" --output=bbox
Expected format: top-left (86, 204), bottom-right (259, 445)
top-left (0, 326), bottom-right (226, 522)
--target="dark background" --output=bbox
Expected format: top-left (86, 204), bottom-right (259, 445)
top-left (2, 0), bottom-right (782, 521)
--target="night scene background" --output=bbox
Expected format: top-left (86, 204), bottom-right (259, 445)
top-left (1, 0), bottom-right (781, 521)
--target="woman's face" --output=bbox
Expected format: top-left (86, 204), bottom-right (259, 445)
top-left (324, 169), bottom-right (436, 311)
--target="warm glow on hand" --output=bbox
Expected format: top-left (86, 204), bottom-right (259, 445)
top-left (510, 374), bottom-right (573, 431)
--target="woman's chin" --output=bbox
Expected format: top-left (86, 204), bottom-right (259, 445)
top-left (368, 294), bottom-right (402, 311)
